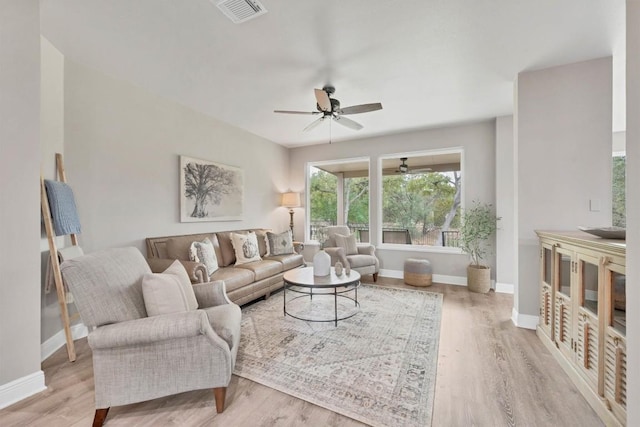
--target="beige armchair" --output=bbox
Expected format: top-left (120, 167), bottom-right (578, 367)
top-left (322, 225), bottom-right (379, 282)
top-left (60, 247), bottom-right (241, 427)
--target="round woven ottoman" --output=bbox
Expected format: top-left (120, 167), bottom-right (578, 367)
top-left (404, 258), bottom-right (433, 287)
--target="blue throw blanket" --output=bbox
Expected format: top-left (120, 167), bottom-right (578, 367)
top-left (44, 180), bottom-right (82, 236)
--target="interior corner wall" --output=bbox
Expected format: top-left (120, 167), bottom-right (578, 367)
top-left (0, 0), bottom-right (43, 396)
top-left (625, 1), bottom-right (639, 423)
top-left (515, 57), bottom-right (613, 318)
top-left (495, 115), bottom-right (516, 290)
top-left (62, 59), bottom-right (291, 255)
top-left (289, 120), bottom-right (496, 277)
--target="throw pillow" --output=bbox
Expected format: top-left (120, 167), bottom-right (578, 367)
top-left (142, 260), bottom-right (199, 317)
top-left (334, 233), bottom-right (358, 255)
top-left (189, 237), bottom-right (219, 276)
top-left (266, 230), bottom-right (294, 255)
top-left (231, 231), bottom-right (262, 265)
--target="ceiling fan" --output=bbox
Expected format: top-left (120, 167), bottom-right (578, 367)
top-left (274, 85), bottom-right (382, 132)
top-left (395, 157), bottom-right (432, 174)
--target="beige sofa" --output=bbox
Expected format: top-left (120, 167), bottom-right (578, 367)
top-left (146, 229), bottom-right (304, 305)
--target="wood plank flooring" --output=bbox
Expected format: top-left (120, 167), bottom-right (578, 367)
top-left (1, 279), bottom-right (603, 426)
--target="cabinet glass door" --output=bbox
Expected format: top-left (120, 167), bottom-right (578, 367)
top-left (603, 261), bottom-right (626, 419)
top-left (575, 252), bottom-right (600, 388)
top-left (553, 247), bottom-right (573, 357)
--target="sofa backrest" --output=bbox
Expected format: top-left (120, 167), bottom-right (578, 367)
top-left (146, 229), bottom-right (271, 267)
top-left (60, 247), bottom-right (151, 328)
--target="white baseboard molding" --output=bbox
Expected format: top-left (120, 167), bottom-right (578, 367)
top-left (41, 323), bottom-right (89, 362)
top-left (511, 308), bottom-right (539, 330)
top-left (379, 269), bottom-right (467, 286)
top-left (0, 370), bottom-right (46, 410)
top-left (495, 282), bottom-right (514, 294)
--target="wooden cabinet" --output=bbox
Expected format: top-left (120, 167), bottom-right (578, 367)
top-left (536, 231), bottom-right (626, 427)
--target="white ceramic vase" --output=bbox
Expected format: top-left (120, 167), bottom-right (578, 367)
top-left (313, 249), bottom-right (331, 276)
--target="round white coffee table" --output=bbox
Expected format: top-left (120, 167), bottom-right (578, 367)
top-left (283, 267), bottom-right (361, 326)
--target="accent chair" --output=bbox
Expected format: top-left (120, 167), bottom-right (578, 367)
top-left (322, 225), bottom-right (379, 282)
top-left (60, 247), bottom-right (241, 427)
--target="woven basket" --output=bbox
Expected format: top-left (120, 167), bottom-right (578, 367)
top-left (467, 265), bottom-right (491, 293)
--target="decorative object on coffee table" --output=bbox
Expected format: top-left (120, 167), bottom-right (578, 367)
top-left (334, 261), bottom-right (343, 275)
top-left (313, 248), bottom-right (331, 276)
top-left (404, 258), bottom-right (432, 286)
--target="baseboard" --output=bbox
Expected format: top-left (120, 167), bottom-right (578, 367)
top-left (41, 323), bottom-right (88, 362)
top-left (379, 269), bottom-right (467, 286)
top-left (511, 307), bottom-right (539, 330)
top-left (495, 282), bottom-right (514, 294)
top-left (0, 370), bottom-right (46, 410)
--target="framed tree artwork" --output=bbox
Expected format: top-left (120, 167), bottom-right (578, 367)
top-left (180, 156), bottom-right (244, 222)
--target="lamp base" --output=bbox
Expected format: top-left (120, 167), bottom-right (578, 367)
top-left (289, 209), bottom-right (295, 240)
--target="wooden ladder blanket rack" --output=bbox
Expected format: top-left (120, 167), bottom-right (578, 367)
top-left (41, 153), bottom-right (81, 362)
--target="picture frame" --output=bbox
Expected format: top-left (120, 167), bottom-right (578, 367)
top-left (180, 155), bottom-right (243, 222)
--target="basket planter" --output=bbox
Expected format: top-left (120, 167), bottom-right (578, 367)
top-left (467, 265), bottom-right (491, 293)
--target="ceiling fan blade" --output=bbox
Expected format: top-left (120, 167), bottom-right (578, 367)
top-left (333, 115), bottom-right (363, 131)
top-left (338, 103), bottom-right (383, 115)
top-left (274, 110), bottom-right (319, 115)
top-left (314, 89), bottom-right (331, 112)
top-left (303, 116), bottom-right (325, 132)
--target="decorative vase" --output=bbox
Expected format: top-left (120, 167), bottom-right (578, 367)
top-left (313, 249), bottom-right (331, 276)
top-left (335, 261), bottom-right (343, 275)
top-left (345, 261), bottom-right (351, 275)
top-left (467, 264), bottom-right (491, 293)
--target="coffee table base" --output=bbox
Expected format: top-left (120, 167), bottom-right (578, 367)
top-left (283, 284), bottom-right (360, 326)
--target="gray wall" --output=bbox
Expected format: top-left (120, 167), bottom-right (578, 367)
top-left (61, 59), bottom-right (292, 256)
top-left (514, 57), bottom-right (613, 317)
top-left (289, 120), bottom-right (496, 277)
top-left (0, 0), bottom-right (42, 389)
top-left (495, 115), bottom-right (516, 289)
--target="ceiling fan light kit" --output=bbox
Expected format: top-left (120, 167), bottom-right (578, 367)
top-left (275, 86), bottom-right (382, 133)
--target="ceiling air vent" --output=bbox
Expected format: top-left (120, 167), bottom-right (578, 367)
top-left (215, 0), bottom-right (267, 24)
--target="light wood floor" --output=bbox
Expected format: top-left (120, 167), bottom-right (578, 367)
top-left (1, 279), bottom-right (603, 426)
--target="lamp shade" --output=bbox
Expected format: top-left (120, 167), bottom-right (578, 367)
top-left (281, 192), bottom-right (301, 208)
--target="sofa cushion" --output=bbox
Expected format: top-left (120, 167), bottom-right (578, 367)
top-left (141, 260), bottom-right (199, 316)
top-left (166, 234), bottom-right (214, 261)
top-left (254, 229), bottom-right (271, 257)
top-left (209, 267), bottom-right (255, 292)
top-left (264, 253), bottom-right (304, 271)
top-left (334, 233), bottom-right (358, 255)
top-left (235, 259), bottom-right (282, 281)
top-left (215, 231), bottom-right (244, 266)
top-left (189, 238), bottom-right (219, 276)
top-left (231, 232), bottom-right (262, 265)
top-left (266, 230), bottom-right (294, 255)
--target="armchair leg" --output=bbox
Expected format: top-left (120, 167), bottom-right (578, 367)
top-left (213, 387), bottom-right (227, 413)
top-left (373, 273), bottom-right (378, 282)
top-left (92, 408), bottom-right (110, 427)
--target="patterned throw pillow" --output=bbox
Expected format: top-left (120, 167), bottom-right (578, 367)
top-left (334, 233), bottom-right (358, 255)
top-left (231, 231), bottom-right (262, 265)
top-left (189, 237), bottom-right (219, 276)
top-left (266, 230), bottom-right (294, 255)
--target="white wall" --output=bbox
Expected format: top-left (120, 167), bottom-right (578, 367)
top-left (62, 58), bottom-right (292, 255)
top-left (626, 1), bottom-right (639, 423)
top-left (0, 0), bottom-right (45, 407)
top-left (515, 57), bottom-right (613, 319)
top-left (289, 120), bottom-right (496, 278)
top-left (495, 115), bottom-right (516, 292)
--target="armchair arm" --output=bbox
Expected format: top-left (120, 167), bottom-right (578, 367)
top-left (323, 247), bottom-right (349, 267)
top-left (357, 244), bottom-right (376, 256)
top-left (146, 257), bottom-right (208, 283)
top-left (192, 280), bottom-right (231, 307)
top-left (88, 310), bottom-right (217, 350)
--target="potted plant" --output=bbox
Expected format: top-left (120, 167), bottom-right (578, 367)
top-left (458, 200), bottom-right (501, 293)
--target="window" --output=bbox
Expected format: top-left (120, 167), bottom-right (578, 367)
top-left (307, 159), bottom-right (369, 242)
top-left (380, 150), bottom-right (462, 248)
top-left (612, 154), bottom-right (625, 227)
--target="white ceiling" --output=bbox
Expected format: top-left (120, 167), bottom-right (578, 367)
top-left (39, 0), bottom-right (625, 148)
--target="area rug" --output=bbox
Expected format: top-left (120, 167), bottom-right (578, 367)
top-left (233, 284), bottom-right (443, 427)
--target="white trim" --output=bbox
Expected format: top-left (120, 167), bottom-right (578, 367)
top-left (377, 244), bottom-right (463, 254)
top-left (495, 282), bottom-right (515, 294)
top-left (41, 323), bottom-right (89, 362)
top-left (0, 370), bottom-right (46, 410)
top-left (511, 307), bottom-right (539, 330)
top-left (380, 269), bottom-right (467, 286)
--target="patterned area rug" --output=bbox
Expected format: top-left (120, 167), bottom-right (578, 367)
top-left (233, 284), bottom-right (443, 427)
